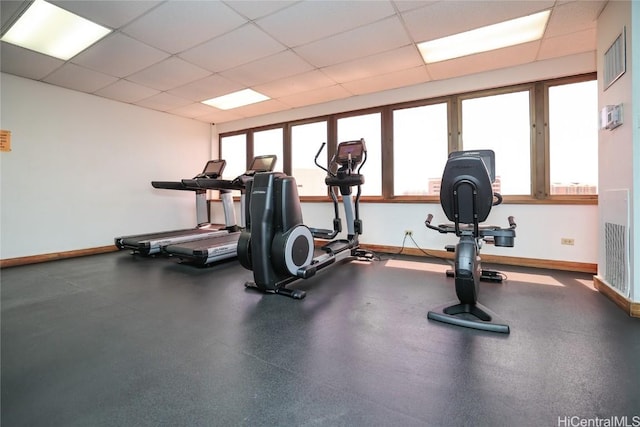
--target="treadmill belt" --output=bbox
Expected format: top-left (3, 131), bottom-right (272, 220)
top-left (164, 232), bottom-right (241, 265)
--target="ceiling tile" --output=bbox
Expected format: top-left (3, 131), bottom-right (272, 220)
top-left (401, 0), bottom-right (554, 43)
top-left (537, 29), bottom-right (597, 61)
top-left (43, 63), bottom-right (118, 93)
top-left (121, 1), bottom-right (247, 54)
top-left (1, 0), bottom-right (601, 126)
top-left (219, 51), bottom-right (314, 87)
top-left (1, 1), bottom-right (29, 30)
top-left (134, 92), bottom-right (193, 111)
top-left (194, 109), bottom-right (244, 125)
top-left (167, 75), bottom-right (244, 102)
top-left (294, 17), bottom-right (411, 67)
top-left (255, 1), bottom-right (396, 47)
top-left (254, 70), bottom-right (337, 99)
top-left (179, 24), bottom-right (286, 73)
top-left (229, 99), bottom-right (291, 117)
top-left (72, 33), bottom-right (169, 78)
top-left (223, 1), bottom-right (297, 20)
top-left (544, 1), bottom-right (605, 38)
top-left (94, 79), bottom-right (160, 104)
top-left (342, 66), bottom-right (430, 95)
top-left (392, 1), bottom-right (437, 13)
top-left (167, 102), bottom-right (220, 119)
top-left (426, 41), bottom-right (540, 81)
top-left (321, 45), bottom-right (424, 83)
top-left (127, 57), bottom-right (212, 91)
top-left (0, 42), bottom-right (64, 80)
top-left (278, 85), bottom-right (353, 108)
top-left (51, 1), bottom-right (161, 28)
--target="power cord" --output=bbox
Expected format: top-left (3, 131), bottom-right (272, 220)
top-left (383, 232), bottom-right (453, 268)
top-left (407, 233), bottom-right (455, 268)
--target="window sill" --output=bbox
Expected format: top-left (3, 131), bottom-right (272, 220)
top-left (216, 195), bottom-right (598, 205)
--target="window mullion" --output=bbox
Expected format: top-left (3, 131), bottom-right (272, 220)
top-left (382, 107), bottom-right (393, 199)
top-left (450, 97), bottom-right (460, 152)
top-left (533, 83), bottom-right (547, 199)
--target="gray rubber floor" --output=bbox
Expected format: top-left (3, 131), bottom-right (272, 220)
top-left (2, 251), bottom-right (639, 426)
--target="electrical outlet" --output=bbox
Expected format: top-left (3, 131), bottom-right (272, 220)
top-left (561, 238), bottom-right (575, 246)
top-left (404, 230), bottom-right (413, 236)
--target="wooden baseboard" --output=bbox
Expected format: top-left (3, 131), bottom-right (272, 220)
top-left (359, 243), bottom-right (597, 274)
top-left (593, 276), bottom-right (640, 318)
top-left (0, 246), bottom-right (119, 268)
top-left (1, 242), bottom-right (599, 276)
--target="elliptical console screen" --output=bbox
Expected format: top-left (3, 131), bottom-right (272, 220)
top-left (336, 140), bottom-right (364, 165)
top-left (248, 155), bottom-right (277, 173)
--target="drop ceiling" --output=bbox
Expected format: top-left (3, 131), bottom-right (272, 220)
top-left (0, 0), bottom-right (605, 124)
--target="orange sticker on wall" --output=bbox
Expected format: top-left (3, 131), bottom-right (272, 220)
top-left (0, 130), bottom-right (11, 152)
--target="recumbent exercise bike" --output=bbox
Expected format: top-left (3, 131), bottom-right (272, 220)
top-left (424, 150), bottom-right (516, 333)
top-left (238, 139), bottom-right (372, 299)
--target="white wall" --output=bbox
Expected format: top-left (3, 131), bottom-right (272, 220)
top-left (0, 74), bottom-right (211, 259)
top-left (212, 53), bottom-right (600, 265)
top-left (212, 200), bottom-right (598, 264)
top-left (597, 1), bottom-right (637, 301)
top-left (216, 52), bottom-right (596, 134)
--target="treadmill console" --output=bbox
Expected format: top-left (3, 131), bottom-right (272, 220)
top-left (245, 155), bottom-right (277, 176)
top-left (194, 159), bottom-right (226, 179)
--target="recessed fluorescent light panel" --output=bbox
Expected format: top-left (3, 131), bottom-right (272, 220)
top-left (418, 10), bottom-right (551, 64)
top-left (202, 89), bottom-right (270, 110)
top-left (0, 0), bottom-right (111, 60)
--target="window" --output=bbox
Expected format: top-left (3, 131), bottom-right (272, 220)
top-left (337, 112), bottom-right (381, 196)
top-left (461, 90), bottom-right (531, 195)
top-left (291, 121), bottom-right (328, 196)
top-left (218, 73), bottom-right (597, 204)
top-left (393, 103), bottom-right (449, 196)
top-left (253, 128), bottom-right (283, 172)
top-left (548, 80), bottom-right (598, 195)
top-left (220, 133), bottom-right (246, 180)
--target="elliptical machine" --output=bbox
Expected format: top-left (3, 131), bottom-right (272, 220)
top-left (238, 139), bottom-right (371, 299)
top-left (424, 150), bottom-right (516, 333)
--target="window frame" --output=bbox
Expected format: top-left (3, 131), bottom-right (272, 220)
top-left (456, 83), bottom-right (536, 199)
top-left (543, 74), bottom-right (599, 203)
top-left (218, 72), bottom-right (597, 205)
top-left (290, 118), bottom-right (331, 197)
top-left (386, 97), bottom-right (453, 202)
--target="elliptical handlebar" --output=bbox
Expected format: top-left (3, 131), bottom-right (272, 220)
top-left (314, 142), bottom-right (334, 177)
top-left (356, 146), bottom-right (367, 175)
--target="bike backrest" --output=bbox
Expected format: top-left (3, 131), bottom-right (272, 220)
top-left (440, 150), bottom-right (494, 224)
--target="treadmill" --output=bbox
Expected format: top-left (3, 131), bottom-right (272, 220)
top-left (114, 159), bottom-right (237, 255)
top-left (162, 154), bottom-right (278, 265)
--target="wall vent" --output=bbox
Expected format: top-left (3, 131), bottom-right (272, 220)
top-left (604, 222), bottom-right (628, 295)
top-left (599, 189), bottom-right (630, 297)
top-left (603, 27), bottom-right (626, 89)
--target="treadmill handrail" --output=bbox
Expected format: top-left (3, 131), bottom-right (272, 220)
top-left (152, 181), bottom-right (205, 191)
top-left (180, 178), bottom-right (245, 191)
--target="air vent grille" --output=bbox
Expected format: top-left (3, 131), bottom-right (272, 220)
top-left (604, 222), bottom-right (627, 296)
top-left (604, 27), bottom-right (626, 89)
